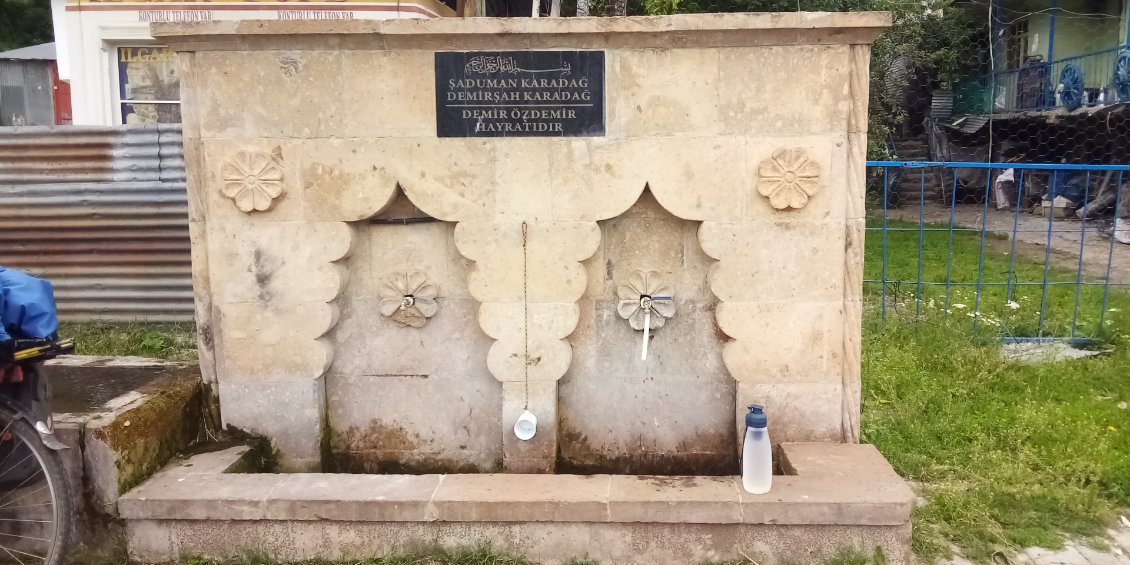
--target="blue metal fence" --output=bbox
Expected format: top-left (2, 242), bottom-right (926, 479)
top-left (988, 46), bottom-right (1127, 112)
top-left (866, 160), bottom-right (1130, 340)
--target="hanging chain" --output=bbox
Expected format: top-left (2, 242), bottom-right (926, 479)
top-left (521, 222), bottom-right (530, 410)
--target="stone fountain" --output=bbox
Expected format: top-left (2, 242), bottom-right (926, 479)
top-left (121, 13), bottom-right (916, 564)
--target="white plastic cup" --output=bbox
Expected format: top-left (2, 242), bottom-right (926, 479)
top-left (514, 409), bottom-right (537, 441)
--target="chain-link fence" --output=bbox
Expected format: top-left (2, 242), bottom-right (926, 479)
top-left (863, 0), bottom-right (1130, 339)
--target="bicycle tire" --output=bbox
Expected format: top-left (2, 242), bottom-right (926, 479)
top-left (0, 411), bottom-right (73, 565)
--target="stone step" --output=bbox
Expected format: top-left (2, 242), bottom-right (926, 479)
top-left (120, 443), bottom-right (916, 565)
top-left (48, 357), bottom-right (203, 543)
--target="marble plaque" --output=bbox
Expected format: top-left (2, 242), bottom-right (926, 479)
top-left (435, 51), bottom-right (605, 137)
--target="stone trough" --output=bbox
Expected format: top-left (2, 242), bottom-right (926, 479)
top-left (127, 11), bottom-right (912, 563)
top-left (122, 444), bottom-right (914, 564)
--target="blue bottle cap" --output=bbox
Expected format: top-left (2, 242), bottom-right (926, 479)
top-left (746, 404), bottom-right (767, 428)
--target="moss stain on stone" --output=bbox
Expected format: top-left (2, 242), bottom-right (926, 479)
top-left (327, 420), bottom-right (492, 474)
top-left (557, 416), bottom-right (737, 476)
top-left (91, 366), bottom-right (203, 494)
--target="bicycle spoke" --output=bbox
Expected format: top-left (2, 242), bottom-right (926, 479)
top-left (0, 543), bottom-right (30, 565)
top-left (0, 532), bottom-right (49, 543)
top-left (0, 418), bottom-right (65, 565)
top-left (0, 542), bottom-right (46, 562)
top-left (0, 453), bottom-right (35, 483)
top-left (0, 487), bottom-right (47, 512)
top-left (0, 505), bottom-right (50, 513)
top-left (0, 466), bottom-right (45, 510)
top-left (0, 422), bottom-right (21, 474)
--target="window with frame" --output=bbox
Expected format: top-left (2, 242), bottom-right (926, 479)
top-left (116, 46), bottom-right (181, 124)
top-left (1003, 19), bottom-right (1030, 70)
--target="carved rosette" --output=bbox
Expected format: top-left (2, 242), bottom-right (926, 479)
top-left (378, 271), bottom-right (439, 328)
top-left (616, 270), bottom-right (675, 330)
top-left (756, 148), bottom-right (822, 210)
top-left (221, 150), bottom-right (284, 213)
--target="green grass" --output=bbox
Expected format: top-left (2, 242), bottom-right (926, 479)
top-left (59, 321), bottom-right (198, 361)
top-left (182, 546), bottom-right (612, 565)
top-left (864, 217), bottom-right (1130, 338)
top-left (862, 217), bottom-right (1130, 563)
top-left (702, 547), bottom-right (888, 564)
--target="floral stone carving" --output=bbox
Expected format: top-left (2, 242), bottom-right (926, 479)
top-left (616, 270), bottom-right (675, 331)
top-left (378, 271), bottom-right (439, 328)
top-left (221, 150), bottom-right (284, 213)
top-left (756, 148), bottom-right (822, 210)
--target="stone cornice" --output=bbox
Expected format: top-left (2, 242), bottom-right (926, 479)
top-left (153, 12), bottom-right (891, 51)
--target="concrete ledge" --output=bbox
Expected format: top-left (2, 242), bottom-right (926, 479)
top-left (127, 520), bottom-right (913, 565)
top-left (121, 444), bottom-right (914, 563)
top-left (153, 12), bottom-right (892, 37)
top-left (151, 12), bottom-right (891, 51)
top-left (121, 443), bottom-right (912, 526)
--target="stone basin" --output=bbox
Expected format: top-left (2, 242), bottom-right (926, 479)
top-left (121, 442), bottom-right (914, 564)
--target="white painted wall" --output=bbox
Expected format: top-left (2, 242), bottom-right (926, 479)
top-left (50, 1), bottom-right (454, 125)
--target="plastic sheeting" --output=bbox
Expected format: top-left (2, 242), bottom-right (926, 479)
top-left (0, 266), bottom-right (58, 342)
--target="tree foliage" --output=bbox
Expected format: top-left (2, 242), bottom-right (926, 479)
top-left (0, 0), bottom-right (54, 52)
top-left (636, 0), bottom-right (989, 158)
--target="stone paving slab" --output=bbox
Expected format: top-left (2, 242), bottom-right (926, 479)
top-left (119, 442), bottom-right (915, 526)
top-left (267, 474), bottom-right (442, 521)
top-left (608, 475), bottom-right (741, 524)
top-left (432, 473), bottom-right (611, 522)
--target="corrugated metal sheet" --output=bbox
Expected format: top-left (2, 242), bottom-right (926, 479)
top-left (930, 91), bottom-right (954, 118)
top-left (0, 60), bottom-right (54, 126)
top-left (943, 114), bottom-right (991, 134)
top-left (0, 125), bottom-right (192, 322)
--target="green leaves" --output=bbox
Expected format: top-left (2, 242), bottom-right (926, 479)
top-left (0, 0), bottom-right (53, 52)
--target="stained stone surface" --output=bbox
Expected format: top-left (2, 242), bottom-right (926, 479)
top-left (155, 12), bottom-right (890, 471)
top-left (560, 193), bottom-right (735, 474)
top-left (328, 219), bottom-right (503, 473)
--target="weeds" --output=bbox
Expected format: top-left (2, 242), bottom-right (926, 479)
top-left (184, 545), bottom-right (554, 565)
top-left (862, 309), bottom-right (1130, 562)
top-left (59, 321), bottom-right (198, 361)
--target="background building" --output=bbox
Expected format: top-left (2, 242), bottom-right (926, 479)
top-left (0, 42), bottom-right (71, 126)
top-left (49, 0), bottom-right (456, 126)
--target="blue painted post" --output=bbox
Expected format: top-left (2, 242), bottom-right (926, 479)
top-left (973, 169), bottom-right (992, 334)
top-left (992, 0), bottom-right (1002, 112)
top-left (1038, 171), bottom-right (1057, 336)
top-left (1047, 0), bottom-right (1057, 108)
top-left (943, 173), bottom-right (959, 323)
top-left (1004, 169), bottom-right (1025, 330)
top-left (1099, 171), bottom-right (1123, 330)
top-left (1048, 0), bottom-right (1057, 64)
top-left (1071, 171), bottom-right (1090, 337)
top-left (881, 168), bottom-right (890, 320)
top-left (916, 171), bottom-right (925, 320)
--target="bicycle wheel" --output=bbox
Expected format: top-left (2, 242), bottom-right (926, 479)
top-left (0, 412), bottom-right (72, 565)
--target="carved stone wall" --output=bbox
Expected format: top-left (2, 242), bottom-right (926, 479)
top-left (159, 13), bottom-right (889, 471)
top-left (561, 192), bottom-right (734, 475)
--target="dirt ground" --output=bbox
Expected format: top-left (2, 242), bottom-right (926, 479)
top-left (888, 202), bottom-right (1130, 286)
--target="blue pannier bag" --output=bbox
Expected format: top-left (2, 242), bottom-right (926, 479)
top-left (0, 265), bottom-right (59, 343)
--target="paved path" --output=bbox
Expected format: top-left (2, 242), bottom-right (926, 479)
top-left (887, 203), bottom-right (1130, 287)
top-left (946, 518), bottom-right (1130, 564)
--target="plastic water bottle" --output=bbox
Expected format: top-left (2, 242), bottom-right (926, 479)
top-left (741, 404), bottom-right (772, 494)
